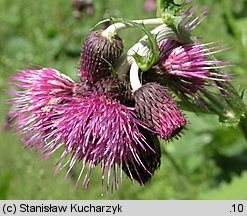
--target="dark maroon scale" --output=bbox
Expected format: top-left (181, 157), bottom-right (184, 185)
top-left (79, 31), bottom-right (123, 81)
top-left (122, 127), bottom-right (161, 185)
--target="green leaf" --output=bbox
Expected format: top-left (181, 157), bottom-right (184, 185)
top-left (132, 24), bottom-right (160, 71)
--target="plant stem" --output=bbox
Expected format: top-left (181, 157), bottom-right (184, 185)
top-left (129, 61), bottom-right (142, 92)
top-left (102, 18), bottom-right (164, 37)
top-left (239, 112), bottom-right (247, 141)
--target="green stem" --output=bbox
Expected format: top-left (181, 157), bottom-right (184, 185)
top-left (102, 18), bottom-right (164, 37)
top-left (239, 112), bottom-right (247, 141)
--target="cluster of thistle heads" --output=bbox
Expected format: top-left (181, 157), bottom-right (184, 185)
top-left (7, 4), bottom-right (231, 191)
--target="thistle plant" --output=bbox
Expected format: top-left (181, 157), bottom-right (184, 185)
top-left (6, 0), bottom-right (247, 192)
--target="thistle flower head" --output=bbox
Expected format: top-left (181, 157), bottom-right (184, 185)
top-left (51, 94), bottom-right (151, 190)
top-left (153, 39), bottom-right (232, 103)
top-left (8, 67), bottom-right (156, 191)
top-left (134, 82), bottom-right (187, 140)
top-left (79, 30), bottom-right (123, 81)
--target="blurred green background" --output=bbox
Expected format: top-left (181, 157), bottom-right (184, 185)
top-left (1, 0), bottom-right (247, 200)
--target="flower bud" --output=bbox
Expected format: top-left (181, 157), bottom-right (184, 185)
top-left (79, 31), bottom-right (123, 81)
top-left (134, 82), bottom-right (187, 140)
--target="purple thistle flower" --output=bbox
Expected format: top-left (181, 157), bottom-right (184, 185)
top-left (8, 67), bottom-right (157, 191)
top-left (50, 94), bottom-right (150, 190)
top-left (134, 82), bottom-right (187, 140)
top-left (7, 67), bottom-right (74, 123)
top-left (155, 40), bottom-right (231, 103)
top-left (79, 31), bottom-right (123, 81)
top-left (7, 67), bottom-right (75, 154)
